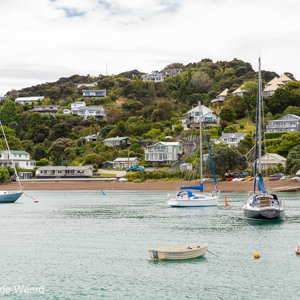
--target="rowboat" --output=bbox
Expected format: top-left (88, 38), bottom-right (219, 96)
top-left (148, 243), bottom-right (208, 260)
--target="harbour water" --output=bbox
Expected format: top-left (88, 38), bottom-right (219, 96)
top-left (0, 190), bottom-right (299, 299)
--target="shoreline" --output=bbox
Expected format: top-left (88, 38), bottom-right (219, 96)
top-left (2, 179), bottom-right (299, 192)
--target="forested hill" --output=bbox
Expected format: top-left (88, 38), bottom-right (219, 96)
top-left (0, 58), bottom-right (299, 175)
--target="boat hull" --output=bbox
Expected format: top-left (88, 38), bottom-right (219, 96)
top-left (0, 191), bottom-right (23, 203)
top-left (243, 208), bottom-right (285, 221)
top-left (148, 244), bottom-right (207, 260)
top-left (167, 194), bottom-right (219, 207)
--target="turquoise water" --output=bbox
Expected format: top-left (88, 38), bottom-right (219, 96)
top-left (0, 191), bottom-right (299, 299)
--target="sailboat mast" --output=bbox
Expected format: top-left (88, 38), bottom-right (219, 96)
top-left (258, 58), bottom-right (262, 174)
top-left (198, 101), bottom-right (203, 184)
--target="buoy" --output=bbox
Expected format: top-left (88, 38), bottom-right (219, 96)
top-left (224, 194), bottom-right (229, 206)
top-left (34, 200), bottom-right (39, 203)
top-left (254, 253), bottom-right (260, 259)
top-left (295, 244), bottom-right (300, 255)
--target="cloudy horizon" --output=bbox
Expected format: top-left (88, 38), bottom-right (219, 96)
top-left (0, 0), bottom-right (299, 95)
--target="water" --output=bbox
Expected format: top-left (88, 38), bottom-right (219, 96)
top-left (0, 191), bottom-right (299, 299)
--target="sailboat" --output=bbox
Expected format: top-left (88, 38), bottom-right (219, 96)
top-left (243, 58), bottom-right (285, 221)
top-left (167, 101), bottom-right (219, 207)
top-left (0, 120), bottom-right (23, 203)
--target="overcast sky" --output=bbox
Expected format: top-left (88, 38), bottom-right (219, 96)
top-left (0, 0), bottom-right (299, 95)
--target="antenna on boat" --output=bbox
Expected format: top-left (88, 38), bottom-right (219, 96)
top-left (0, 120), bottom-right (23, 191)
top-left (198, 101), bottom-right (203, 185)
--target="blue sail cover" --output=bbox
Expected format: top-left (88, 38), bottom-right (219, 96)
top-left (180, 183), bottom-right (203, 192)
top-left (258, 175), bottom-right (267, 192)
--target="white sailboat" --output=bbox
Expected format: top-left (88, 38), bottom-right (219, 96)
top-left (167, 101), bottom-right (219, 207)
top-left (0, 120), bottom-right (23, 203)
top-left (243, 58), bottom-right (285, 221)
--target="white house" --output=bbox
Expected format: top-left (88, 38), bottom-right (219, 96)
top-left (185, 105), bottom-right (219, 127)
top-left (15, 96), bottom-right (44, 105)
top-left (142, 73), bottom-right (164, 82)
top-left (145, 142), bottom-right (183, 166)
top-left (36, 166), bottom-right (93, 178)
top-left (232, 87), bottom-right (246, 97)
top-left (266, 114), bottom-right (300, 133)
top-left (219, 133), bottom-right (247, 147)
top-left (211, 88), bottom-right (228, 104)
top-left (0, 150), bottom-right (36, 170)
top-left (84, 133), bottom-right (99, 142)
top-left (82, 89), bottom-right (106, 98)
top-left (113, 157), bottom-right (140, 169)
top-left (261, 153), bottom-right (286, 169)
top-left (162, 68), bottom-right (183, 77)
top-left (30, 105), bottom-right (59, 114)
top-left (103, 137), bottom-right (130, 147)
top-left (64, 101), bottom-right (106, 120)
top-left (77, 82), bottom-right (97, 88)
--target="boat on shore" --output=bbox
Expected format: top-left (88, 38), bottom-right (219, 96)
top-left (148, 243), bottom-right (208, 260)
top-left (243, 58), bottom-right (285, 221)
top-left (0, 120), bottom-right (23, 203)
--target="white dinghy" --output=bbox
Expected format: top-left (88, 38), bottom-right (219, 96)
top-left (148, 243), bottom-right (208, 260)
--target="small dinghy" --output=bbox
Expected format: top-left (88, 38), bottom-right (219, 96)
top-left (295, 244), bottom-right (300, 255)
top-left (148, 243), bottom-right (208, 260)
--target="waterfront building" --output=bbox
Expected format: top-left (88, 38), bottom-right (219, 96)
top-left (0, 150), bottom-right (36, 170)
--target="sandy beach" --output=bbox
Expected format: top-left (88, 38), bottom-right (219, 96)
top-left (2, 179), bottom-right (299, 192)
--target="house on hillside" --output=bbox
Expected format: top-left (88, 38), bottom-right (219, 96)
top-left (162, 68), bottom-right (183, 77)
top-left (15, 96), bottom-right (44, 105)
top-left (185, 105), bottom-right (219, 127)
top-left (142, 73), bottom-right (164, 82)
top-left (77, 82), bottom-right (97, 88)
top-left (82, 89), bottom-right (106, 98)
top-left (211, 89), bottom-right (228, 104)
top-left (261, 153), bottom-right (286, 169)
top-left (218, 133), bottom-right (247, 147)
top-left (36, 166), bottom-right (93, 178)
top-left (145, 142), bottom-right (182, 166)
top-left (103, 137), bottom-right (130, 148)
top-left (63, 101), bottom-right (106, 120)
top-left (262, 75), bottom-right (292, 98)
top-left (0, 150), bottom-right (36, 170)
top-left (30, 105), bottom-right (59, 114)
top-left (232, 87), bottom-right (246, 97)
top-left (84, 133), bottom-right (99, 142)
top-left (265, 114), bottom-right (300, 133)
top-left (113, 157), bottom-right (140, 169)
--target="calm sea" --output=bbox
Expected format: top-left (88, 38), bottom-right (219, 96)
top-left (0, 190), bottom-right (299, 299)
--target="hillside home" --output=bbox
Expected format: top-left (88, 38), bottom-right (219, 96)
top-left (77, 82), bottom-right (97, 88)
top-left (265, 114), bottom-right (300, 133)
top-left (15, 96), bottom-right (44, 105)
top-left (142, 73), bottom-right (164, 82)
top-left (82, 89), bottom-right (106, 98)
top-left (84, 133), bottom-right (99, 142)
top-left (262, 75), bottom-right (292, 98)
top-left (0, 150), bottom-right (36, 170)
top-left (232, 87), bottom-right (246, 97)
top-left (113, 157), bottom-right (140, 169)
top-left (218, 133), bottom-right (247, 147)
top-left (103, 137), bottom-right (130, 148)
top-left (185, 105), bottom-right (219, 127)
top-left (64, 101), bottom-right (106, 120)
top-left (36, 166), bottom-right (93, 178)
top-left (145, 142), bottom-right (183, 166)
top-left (162, 68), bottom-right (183, 77)
top-left (261, 153), bottom-right (286, 169)
top-left (211, 89), bottom-right (228, 104)
top-left (30, 105), bottom-right (59, 114)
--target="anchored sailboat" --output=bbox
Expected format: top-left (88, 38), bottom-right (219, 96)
top-left (0, 120), bottom-right (23, 203)
top-left (167, 101), bottom-right (219, 207)
top-left (243, 58), bottom-right (285, 221)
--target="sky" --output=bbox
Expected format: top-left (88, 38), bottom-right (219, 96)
top-left (0, 0), bottom-right (299, 95)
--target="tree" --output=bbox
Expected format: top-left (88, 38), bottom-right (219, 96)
top-left (267, 88), bottom-right (291, 115)
top-left (220, 106), bottom-right (236, 122)
top-left (210, 146), bottom-right (247, 175)
top-left (49, 138), bottom-right (73, 163)
top-left (285, 145), bottom-right (300, 175)
top-left (226, 95), bottom-right (247, 118)
top-left (0, 167), bottom-right (10, 181)
top-left (283, 106), bottom-right (300, 116)
top-left (190, 71), bottom-right (213, 93)
top-left (0, 99), bottom-right (19, 126)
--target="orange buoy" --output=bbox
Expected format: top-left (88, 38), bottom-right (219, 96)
top-left (295, 244), bottom-right (300, 255)
top-left (254, 253), bottom-right (260, 259)
top-left (34, 200), bottom-right (39, 203)
top-left (224, 194), bottom-right (229, 206)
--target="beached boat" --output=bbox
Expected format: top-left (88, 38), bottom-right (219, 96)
top-left (243, 59), bottom-right (285, 221)
top-left (167, 101), bottom-right (219, 207)
top-left (0, 121), bottom-right (23, 203)
top-left (148, 243), bottom-right (208, 260)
